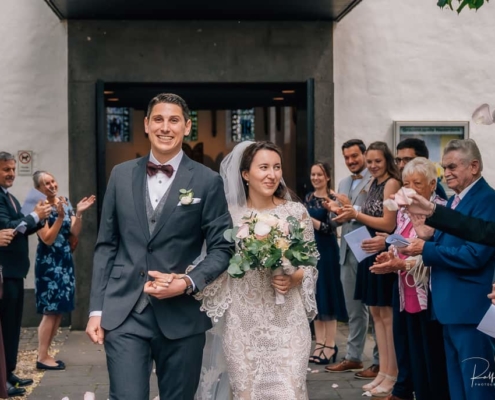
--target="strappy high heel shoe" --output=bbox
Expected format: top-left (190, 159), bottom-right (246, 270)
top-left (314, 344), bottom-right (338, 365)
top-left (362, 371), bottom-right (385, 391)
top-left (369, 373), bottom-right (397, 398)
top-left (309, 342), bottom-right (325, 363)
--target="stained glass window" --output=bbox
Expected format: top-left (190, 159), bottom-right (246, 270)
top-left (184, 111), bottom-right (198, 142)
top-left (231, 109), bottom-right (255, 142)
top-left (106, 107), bottom-right (131, 142)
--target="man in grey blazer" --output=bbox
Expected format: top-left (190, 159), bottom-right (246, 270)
top-left (325, 139), bottom-right (379, 378)
top-left (86, 93), bottom-right (233, 400)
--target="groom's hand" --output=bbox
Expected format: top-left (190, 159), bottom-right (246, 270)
top-left (86, 316), bottom-right (105, 344)
top-left (144, 271), bottom-right (187, 299)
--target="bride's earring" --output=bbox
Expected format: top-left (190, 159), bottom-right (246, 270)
top-left (246, 182), bottom-right (249, 186)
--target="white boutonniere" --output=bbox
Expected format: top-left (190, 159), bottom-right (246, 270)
top-left (179, 189), bottom-right (194, 205)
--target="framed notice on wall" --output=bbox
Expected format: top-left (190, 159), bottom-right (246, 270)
top-left (394, 121), bottom-right (469, 165)
top-left (394, 121), bottom-right (469, 196)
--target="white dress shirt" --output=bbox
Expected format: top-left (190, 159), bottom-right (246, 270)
top-left (147, 150), bottom-right (183, 209)
top-left (457, 176), bottom-right (482, 201)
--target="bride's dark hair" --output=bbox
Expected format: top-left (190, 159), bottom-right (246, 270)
top-left (239, 141), bottom-right (288, 200)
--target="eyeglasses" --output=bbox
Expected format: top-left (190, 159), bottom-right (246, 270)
top-left (394, 157), bottom-right (414, 165)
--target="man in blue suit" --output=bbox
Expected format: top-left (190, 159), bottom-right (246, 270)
top-left (401, 139), bottom-right (495, 400)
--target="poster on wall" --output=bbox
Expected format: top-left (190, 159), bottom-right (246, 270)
top-left (394, 121), bottom-right (469, 195)
top-left (106, 107), bottom-right (131, 142)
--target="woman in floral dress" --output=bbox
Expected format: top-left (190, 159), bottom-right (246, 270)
top-left (33, 170), bottom-right (95, 370)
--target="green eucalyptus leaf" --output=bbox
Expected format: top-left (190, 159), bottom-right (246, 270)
top-left (227, 263), bottom-right (244, 278)
top-left (223, 229), bottom-right (234, 242)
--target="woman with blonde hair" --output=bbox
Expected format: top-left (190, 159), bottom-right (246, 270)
top-left (33, 171), bottom-right (95, 370)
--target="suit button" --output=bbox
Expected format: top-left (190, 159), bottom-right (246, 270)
top-left (140, 271), bottom-right (145, 277)
top-left (148, 247), bottom-right (153, 253)
top-left (151, 219), bottom-right (156, 223)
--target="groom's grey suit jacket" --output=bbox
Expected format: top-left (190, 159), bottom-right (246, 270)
top-left (89, 154), bottom-right (233, 339)
top-left (337, 169), bottom-right (372, 265)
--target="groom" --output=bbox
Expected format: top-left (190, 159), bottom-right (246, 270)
top-left (86, 93), bottom-right (233, 399)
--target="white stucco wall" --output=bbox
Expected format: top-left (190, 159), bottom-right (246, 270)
top-left (334, 0), bottom-right (495, 186)
top-left (0, 0), bottom-right (68, 288)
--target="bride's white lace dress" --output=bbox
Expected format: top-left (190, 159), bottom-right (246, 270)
top-left (197, 201), bottom-right (318, 400)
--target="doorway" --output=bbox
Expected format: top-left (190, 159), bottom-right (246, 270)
top-left (95, 82), bottom-right (314, 217)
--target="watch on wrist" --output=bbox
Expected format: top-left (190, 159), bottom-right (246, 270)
top-left (181, 276), bottom-right (194, 295)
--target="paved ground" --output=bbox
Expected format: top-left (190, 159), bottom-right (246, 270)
top-left (20, 324), bottom-right (376, 400)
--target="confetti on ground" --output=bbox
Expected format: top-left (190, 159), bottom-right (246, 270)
top-left (332, 383), bottom-right (339, 388)
top-left (362, 390), bottom-right (372, 397)
top-left (11, 328), bottom-right (68, 400)
top-left (310, 369), bottom-right (319, 373)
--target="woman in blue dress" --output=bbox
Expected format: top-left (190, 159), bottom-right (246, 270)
top-left (33, 171), bottom-right (95, 370)
top-left (304, 162), bottom-right (348, 365)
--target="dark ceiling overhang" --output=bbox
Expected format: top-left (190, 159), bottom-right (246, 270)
top-left (103, 82), bottom-right (308, 110)
top-left (44, 0), bottom-right (362, 22)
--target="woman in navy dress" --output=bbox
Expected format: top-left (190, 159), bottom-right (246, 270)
top-left (335, 142), bottom-right (401, 397)
top-left (304, 162), bottom-right (348, 365)
top-left (33, 171), bottom-right (95, 370)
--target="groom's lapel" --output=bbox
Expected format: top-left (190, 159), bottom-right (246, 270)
top-left (150, 155), bottom-right (194, 241)
top-left (132, 156), bottom-right (150, 241)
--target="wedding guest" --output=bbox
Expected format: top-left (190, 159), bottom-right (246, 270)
top-left (395, 138), bottom-right (447, 200)
top-left (370, 157), bottom-right (449, 400)
top-left (333, 142), bottom-right (401, 397)
top-left (304, 162), bottom-right (348, 365)
top-left (390, 138), bottom-right (448, 400)
top-left (0, 152), bottom-right (51, 397)
top-left (325, 139), bottom-right (380, 380)
top-left (33, 170), bottom-right (95, 370)
top-left (0, 229), bottom-right (15, 398)
top-left (399, 139), bottom-right (495, 400)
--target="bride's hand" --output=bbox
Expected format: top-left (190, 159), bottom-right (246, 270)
top-left (147, 271), bottom-right (180, 289)
top-left (271, 269), bottom-right (304, 294)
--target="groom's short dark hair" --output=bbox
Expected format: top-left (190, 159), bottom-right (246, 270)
top-left (146, 93), bottom-right (191, 121)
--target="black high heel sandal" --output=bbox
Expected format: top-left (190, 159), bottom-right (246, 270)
top-left (313, 344), bottom-right (338, 365)
top-left (309, 342), bottom-right (325, 363)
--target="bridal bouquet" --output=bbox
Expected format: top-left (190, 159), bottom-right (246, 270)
top-left (223, 212), bottom-right (318, 303)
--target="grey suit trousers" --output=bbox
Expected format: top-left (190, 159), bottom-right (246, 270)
top-left (104, 306), bottom-right (205, 400)
top-left (341, 249), bottom-right (378, 364)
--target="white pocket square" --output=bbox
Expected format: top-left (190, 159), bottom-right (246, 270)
top-left (177, 198), bottom-right (201, 206)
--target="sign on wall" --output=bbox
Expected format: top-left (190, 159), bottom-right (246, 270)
top-left (17, 150), bottom-right (33, 176)
top-left (394, 121), bottom-right (469, 196)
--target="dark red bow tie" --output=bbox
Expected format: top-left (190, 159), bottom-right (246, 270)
top-left (146, 161), bottom-right (174, 178)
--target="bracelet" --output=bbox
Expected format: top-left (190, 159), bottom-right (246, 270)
top-left (355, 210), bottom-right (360, 220)
top-left (425, 203), bottom-right (436, 218)
top-left (405, 260), bottom-right (413, 272)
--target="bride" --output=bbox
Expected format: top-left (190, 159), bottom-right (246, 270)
top-left (196, 141), bottom-right (319, 400)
